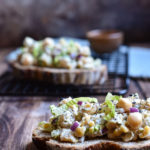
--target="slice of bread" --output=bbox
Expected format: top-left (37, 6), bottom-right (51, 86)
top-left (32, 128), bottom-right (150, 150)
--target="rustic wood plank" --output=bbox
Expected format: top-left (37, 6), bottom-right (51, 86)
top-left (0, 99), bottom-right (57, 150)
top-left (127, 80), bottom-right (145, 99)
top-left (137, 79), bottom-right (150, 98)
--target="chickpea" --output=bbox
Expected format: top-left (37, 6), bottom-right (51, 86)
top-left (39, 53), bottom-right (52, 67)
top-left (117, 98), bottom-right (132, 112)
top-left (58, 57), bottom-right (71, 68)
top-left (59, 38), bottom-right (67, 46)
top-left (23, 37), bottom-right (34, 47)
top-left (20, 53), bottom-right (34, 66)
top-left (43, 37), bottom-right (54, 47)
top-left (79, 46), bottom-right (91, 56)
top-left (127, 112), bottom-right (142, 129)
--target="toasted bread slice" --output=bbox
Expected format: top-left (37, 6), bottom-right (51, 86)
top-left (32, 128), bottom-right (150, 150)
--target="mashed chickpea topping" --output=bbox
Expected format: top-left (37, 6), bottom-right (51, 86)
top-left (18, 37), bottom-right (102, 69)
top-left (38, 93), bottom-right (150, 143)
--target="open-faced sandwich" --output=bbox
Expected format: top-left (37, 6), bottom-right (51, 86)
top-left (8, 37), bottom-right (107, 85)
top-left (32, 93), bottom-right (150, 150)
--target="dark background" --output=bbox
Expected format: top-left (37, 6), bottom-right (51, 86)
top-left (0, 0), bottom-right (150, 47)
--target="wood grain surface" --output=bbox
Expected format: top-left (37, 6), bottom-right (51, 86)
top-left (0, 48), bottom-right (150, 150)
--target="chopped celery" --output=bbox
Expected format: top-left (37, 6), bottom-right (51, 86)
top-left (106, 92), bottom-right (122, 101)
top-left (103, 93), bottom-right (116, 121)
top-left (94, 124), bottom-right (101, 131)
top-left (50, 104), bottom-right (68, 117)
top-left (32, 42), bottom-right (43, 58)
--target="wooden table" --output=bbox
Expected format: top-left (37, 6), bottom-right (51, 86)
top-left (0, 48), bottom-right (150, 150)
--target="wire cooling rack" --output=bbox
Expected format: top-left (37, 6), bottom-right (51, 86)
top-left (0, 46), bottom-right (129, 96)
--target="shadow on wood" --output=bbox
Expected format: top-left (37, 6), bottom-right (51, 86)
top-left (26, 142), bottom-right (37, 150)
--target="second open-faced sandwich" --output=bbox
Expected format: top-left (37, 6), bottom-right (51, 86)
top-left (32, 93), bottom-right (150, 150)
top-left (8, 37), bottom-right (107, 85)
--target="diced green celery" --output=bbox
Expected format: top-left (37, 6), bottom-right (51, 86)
top-left (50, 104), bottom-right (68, 117)
top-left (66, 99), bottom-right (78, 107)
top-left (54, 56), bottom-right (61, 64)
top-left (106, 92), bottom-right (122, 101)
top-left (73, 97), bottom-right (98, 103)
top-left (94, 124), bottom-right (101, 131)
top-left (32, 42), bottom-right (43, 58)
top-left (103, 93), bottom-right (116, 121)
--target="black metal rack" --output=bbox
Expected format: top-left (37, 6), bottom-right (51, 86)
top-left (0, 47), bottom-right (130, 96)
